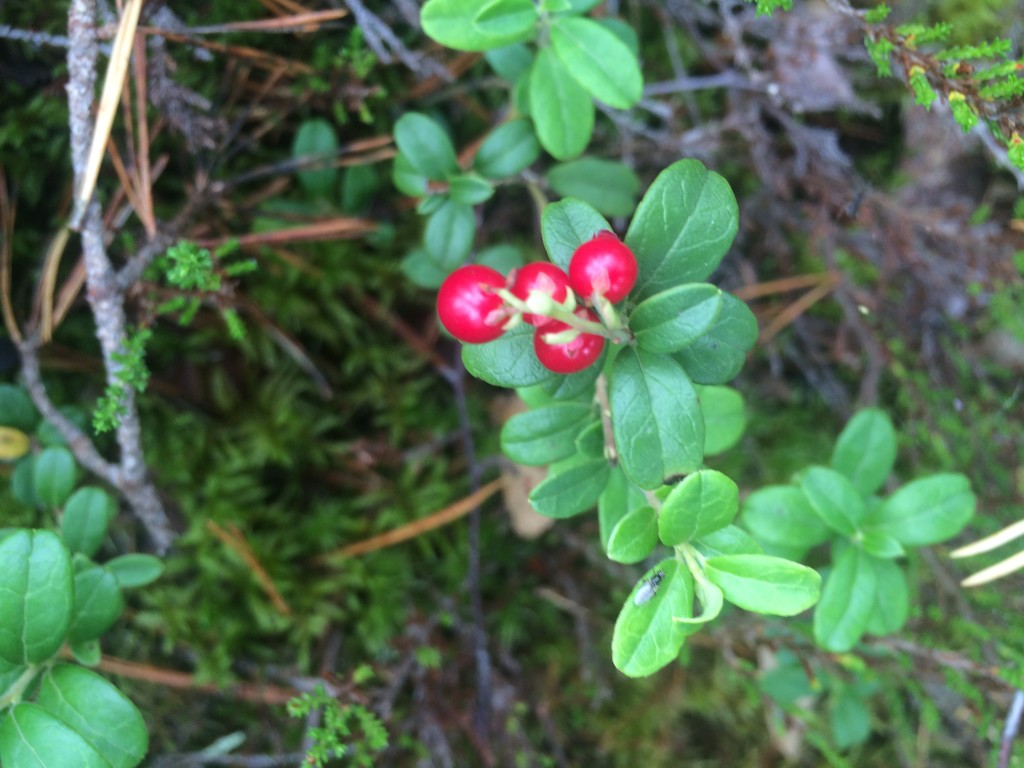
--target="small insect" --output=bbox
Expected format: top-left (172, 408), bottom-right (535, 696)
top-left (633, 570), bottom-right (666, 606)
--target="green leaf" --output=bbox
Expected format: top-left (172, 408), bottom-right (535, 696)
top-left (392, 154), bottom-right (429, 198)
top-left (659, 469), bottom-right (738, 545)
top-left (564, 0), bottom-right (603, 12)
top-left (462, 325), bottom-right (555, 387)
top-left (37, 665), bottom-right (148, 768)
top-left (33, 446), bottom-right (77, 508)
top-left (740, 485), bottom-right (831, 556)
top-left (596, 17), bottom-right (639, 58)
top-left (704, 554), bottom-right (821, 616)
top-left (610, 347), bottom-right (704, 490)
top-left (484, 43), bottom-right (533, 81)
top-left (549, 17), bottom-right (642, 109)
top-left (625, 159), bottom-right (739, 300)
top-left (760, 653), bottom-right (813, 707)
top-left (292, 119), bottom-right (338, 197)
top-left (574, 420), bottom-right (605, 458)
top-left (528, 457), bottom-right (610, 518)
top-left (476, 243), bottom-right (525, 275)
top-left (831, 408), bottom-right (897, 495)
top-left (598, 465), bottom-right (647, 550)
top-left (546, 157), bottom-right (640, 217)
top-left (674, 293), bottom-right (757, 384)
top-left (529, 47), bottom-right (594, 160)
top-left (606, 506), bottom-right (659, 564)
top-left (0, 530), bottom-right (73, 665)
top-left (447, 173), bottom-right (495, 205)
top-left (394, 113), bottom-right (459, 179)
top-left (540, 198), bottom-right (612, 270)
top-left (673, 579), bottom-right (723, 625)
top-left (69, 564), bottom-right (125, 645)
top-left (424, 199), bottom-right (476, 268)
top-left (340, 163), bottom-right (379, 214)
top-left (422, 0), bottom-right (538, 51)
top-left (695, 525), bottom-right (763, 558)
top-left (814, 544), bottom-right (877, 651)
top-left (697, 385), bottom-right (746, 456)
top-left (500, 403), bottom-right (592, 465)
top-left (612, 560), bottom-right (697, 677)
top-left (630, 284), bottom-right (723, 354)
top-left (866, 473), bottom-right (975, 546)
top-left (859, 530), bottom-right (904, 559)
top-left (11, 455), bottom-right (38, 506)
top-left (70, 639), bottom-right (101, 666)
top-left (105, 554), bottom-right (164, 589)
top-left (473, 119), bottom-right (541, 179)
top-left (865, 557), bottom-right (908, 636)
top-left (799, 466), bottom-right (867, 537)
top-left (829, 686), bottom-right (872, 750)
top-left (0, 384), bottom-right (39, 432)
top-left (401, 248), bottom-right (449, 289)
top-left (0, 703), bottom-right (112, 768)
top-left (61, 487), bottom-right (116, 558)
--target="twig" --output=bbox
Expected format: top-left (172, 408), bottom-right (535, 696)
top-left (342, 0), bottom-right (449, 80)
top-left (206, 520), bottom-right (293, 616)
top-left (999, 690), bottom-right (1024, 768)
top-left (150, 754), bottom-right (307, 768)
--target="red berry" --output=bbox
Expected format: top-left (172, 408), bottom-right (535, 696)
top-left (437, 265), bottom-right (507, 344)
top-left (509, 262), bottom-right (571, 327)
top-left (534, 308), bottom-right (606, 374)
top-left (568, 231), bottom-right (638, 304)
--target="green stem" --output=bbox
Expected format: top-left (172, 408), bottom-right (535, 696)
top-left (0, 662), bottom-right (45, 709)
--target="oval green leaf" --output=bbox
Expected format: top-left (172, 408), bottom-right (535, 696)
top-left (546, 157), bottom-right (640, 218)
top-left (659, 469), bottom-right (738, 545)
top-left (69, 564), bottom-right (125, 645)
top-left (37, 664), bottom-right (148, 768)
top-left (630, 284), bottom-right (723, 354)
top-left (610, 347), bottom-right (704, 490)
top-left (393, 112), bottom-right (459, 179)
top-left (799, 465), bottom-right (867, 537)
top-left (704, 554), bottom-right (821, 616)
top-left (0, 530), bottom-right (73, 665)
top-left (674, 292), bottom-right (757, 385)
top-left (697, 385), bottom-right (746, 456)
top-left (105, 554), bottom-right (164, 589)
top-left (673, 579), bottom-right (724, 625)
top-left (528, 457), bottom-right (610, 518)
top-left (606, 506), bottom-right (659, 564)
top-left (865, 557), bottom-right (909, 636)
top-left (529, 47), bottom-right (594, 160)
top-left (484, 42), bottom-right (533, 81)
top-left (402, 248), bottom-right (449, 289)
top-left (424, 199), bottom-right (476, 267)
top-left (448, 173), bottom-right (495, 205)
top-left (474, 119), bottom-right (540, 179)
top-left (0, 384), bottom-right (39, 432)
top-left (0, 702), bottom-right (112, 768)
top-left (33, 446), bottom-right (77, 508)
top-left (813, 544), bottom-right (877, 652)
top-left (462, 325), bottom-right (556, 387)
top-left (598, 465), bottom-right (648, 551)
top-left (740, 485), bottom-right (832, 556)
top-left (867, 473), bottom-right (975, 547)
top-left (61, 486), bottom-right (116, 558)
top-left (392, 154), bottom-right (429, 198)
top-left (694, 525), bottom-right (764, 558)
top-left (831, 408), bottom-right (897, 495)
top-left (540, 198), bottom-right (612, 270)
top-left (292, 119), bottom-right (338, 197)
top-left (625, 159), bottom-right (739, 300)
top-left (500, 403), bottom-right (592, 466)
top-left (549, 17), bottom-right (642, 109)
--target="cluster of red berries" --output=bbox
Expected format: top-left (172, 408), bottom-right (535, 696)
top-left (437, 232), bottom-right (638, 374)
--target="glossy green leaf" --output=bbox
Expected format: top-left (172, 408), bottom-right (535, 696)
top-left (0, 530), bottom-right (73, 665)
top-left (424, 200), bottom-right (476, 266)
top-left (565, 0), bottom-right (604, 12)
top-left (423, 0), bottom-right (538, 51)
top-left (865, 557), bottom-right (909, 636)
top-left (402, 248), bottom-right (449, 289)
top-left (394, 113), bottom-right (459, 179)
top-left (0, 703), bottom-right (112, 768)
top-left (463, 325), bottom-right (555, 387)
top-left (474, 119), bottom-right (540, 179)
top-left (674, 293), bottom-right (757, 384)
top-left (529, 47), bottom-right (594, 160)
top-left (799, 466), bottom-right (867, 537)
top-left (33, 446), bottom-right (76, 508)
top-left (596, 17), bottom-right (639, 58)
top-left (61, 487), bottom-right (116, 558)
top-left (697, 385), bottom-right (746, 456)
top-left (830, 686), bottom-right (872, 750)
top-left (612, 560), bottom-right (697, 678)
top-left (292, 119), bottom-right (338, 197)
top-left (0, 384), bottom-right (39, 432)
top-left (625, 159), bottom-right (739, 300)
top-left (574, 420), bottom-right (605, 458)
top-left (528, 457), bottom-right (610, 518)
top-left (500, 403), bottom-right (592, 465)
top-left (598, 465), bottom-right (648, 550)
top-left (392, 155), bottom-right (429, 198)
top-left (546, 158), bottom-right (640, 218)
top-left (659, 469), bottom-right (738, 544)
top-left (448, 173), bottom-right (495, 205)
top-left (673, 578), bottom-right (723, 625)
top-left (606, 506), bottom-right (659, 564)
top-left (609, 347), bottom-right (704, 490)
top-left (484, 42), bottom-right (533, 81)
top-left (694, 525), bottom-right (764, 558)
top-left (105, 554), bottom-right (164, 589)
top-left (68, 564), bottom-right (124, 645)
top-left (11, 455), bottom-right (37, 506)
top-left (859, 530), bottom-right (905, 559)
top-left (549, 17), bottom-right (642, 109)
top-left (540, 198), bottom-right (612, 270)
top-left (814, 544), bottom-right (877, 651)
top-left (867, 473), bottom-right (975, 546)
top-left (70, 639), bottom-right (101, 667)
top-left (340, 163), bottom-right (379, 214)
top-left (630, 284), bottom-right (723, 354)
top-left (37, 665), bottom-right (148, 768)
top-left (831, 408), bottom-right (897, 495)
top-left (704, 554), bottom-right (821, 616)
top-left (740, 485), bottom-right (831, 556)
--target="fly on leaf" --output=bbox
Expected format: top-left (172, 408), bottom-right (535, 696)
top-left (633, 570), bottom-right (665, 605)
